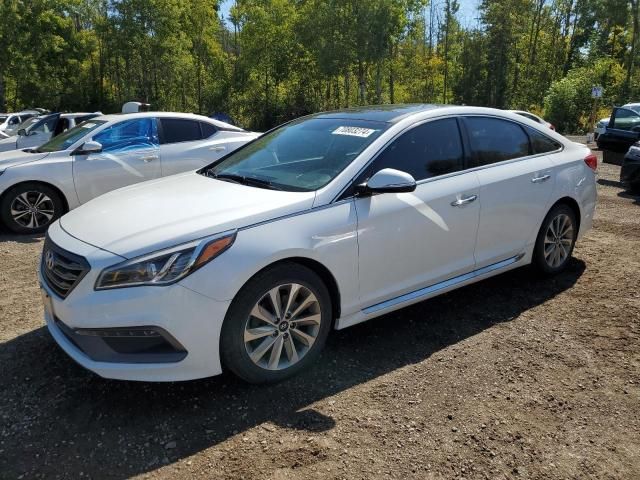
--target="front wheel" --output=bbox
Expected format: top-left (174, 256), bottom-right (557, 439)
top-left (220, 263), bottom-right (333, 384)
top-left (532, 204), bottom-right (577, 275)
top-left (0, 183), bottom-right (64, 234)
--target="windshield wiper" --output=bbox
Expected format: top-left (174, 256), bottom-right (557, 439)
top-left (208, 172), bottom-right (282, 190)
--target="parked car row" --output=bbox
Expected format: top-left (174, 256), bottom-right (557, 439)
top-left (0, 112), bottom-right (258, 233)
top-left (0, 109), bottom-right (47, 138)
top-left (35, 105), bottom-right (597, 384)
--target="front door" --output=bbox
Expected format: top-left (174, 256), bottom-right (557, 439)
top-left (354, 117), bottom-right (480, 309)
top-left (73, 118), bottom-right (161, 204)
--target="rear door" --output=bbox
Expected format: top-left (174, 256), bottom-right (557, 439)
top-left (158, 118), bottom-right (221, 176)
top-left (73, 118), bottom-right (161, 203)
top-left (462, 116), bottom-right (557, 268)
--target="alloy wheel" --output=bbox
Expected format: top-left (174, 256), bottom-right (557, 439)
top-left (543, 213), bottom-right (574, 268)
top-left (10, 191), bottom-right (55, 229)
top-left (244, 283), bottom-right (322, 371)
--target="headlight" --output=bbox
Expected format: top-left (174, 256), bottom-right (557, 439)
top-left (95, 231), bottom-right (236, 290)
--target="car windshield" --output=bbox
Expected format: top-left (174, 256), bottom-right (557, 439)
top-left (12, 116), bottom-right (40, 132)
top-left (36, 120), bottom-right (107, 153)
top-left (205, 118), bottom-right (388, 191)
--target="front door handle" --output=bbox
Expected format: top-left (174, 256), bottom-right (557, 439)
top-left (210, 146), bottom-right (226, 152)
top-left (531, 174), bottom-right (551, 183)
top-left (451, 194), bottom-right (478, 207)
top-left (140, 155), bottom-right (159, 162)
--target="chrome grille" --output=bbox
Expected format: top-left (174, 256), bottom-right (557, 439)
top-left (41, 237), bottom-right (90, 299)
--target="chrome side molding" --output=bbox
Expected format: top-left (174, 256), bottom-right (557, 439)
top-left (362, 253), bottom-right (525, 315)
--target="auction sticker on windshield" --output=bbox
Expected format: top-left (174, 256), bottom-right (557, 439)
top-left (332, 126), bottom-right (377, 138)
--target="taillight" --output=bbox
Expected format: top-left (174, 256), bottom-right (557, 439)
top-left (584, 152), bottom-right (598, 171)
top-left (549, 124), bottom-right (556, 131)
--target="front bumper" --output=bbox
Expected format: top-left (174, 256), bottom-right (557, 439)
top-left (41, 222), bottom-right (231, 382)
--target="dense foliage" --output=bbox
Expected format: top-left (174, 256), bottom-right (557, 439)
top-left (0, 0), bottom-right (638, 132)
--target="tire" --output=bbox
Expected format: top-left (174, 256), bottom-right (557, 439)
top-left (0, 182), bottom-right (64, 234)
top-left (220, 262), bottom-right (333, 384)
top-left (532, 203), bottom-right (577, 275)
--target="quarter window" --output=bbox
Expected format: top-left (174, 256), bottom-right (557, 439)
top-left (200, 122), bottom-right (217, 138)
top-left (362, 118), bottom-right (464, 182)
top-left (160, 118), bottom-right (202, 143)
top-left (525, 126), bottom-right (561, 154)
top-left (465, 117), bottom-right (530, 166)
top-left (94, 118), bottom-right (159, 153)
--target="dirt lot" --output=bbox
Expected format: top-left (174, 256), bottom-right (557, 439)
top-left (1, 148), bottom-right (639, 480)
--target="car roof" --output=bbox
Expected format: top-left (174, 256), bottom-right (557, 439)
top-left (310, 104), bottom-right (446, 123)
top-left (93, 111), bottom-right (245, 131)
top-left (60, 112), bottom-right (101, 118)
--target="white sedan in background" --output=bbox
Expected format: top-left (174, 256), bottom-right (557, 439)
top-left (39, 105), bottom-right (597, 384)
top-left (0, 112), bottom-right (258, 233)
top-left (0, 112), bottom-right (101, 152)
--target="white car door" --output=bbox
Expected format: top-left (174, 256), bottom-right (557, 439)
top-left (73, 118), bottom-right (161, 204)
top-left (462, 116), bottom-right (556, 268)
top-left (353, 117), bottom-right (480, 309)
top-left (158, 118), bottom-right (226, 176)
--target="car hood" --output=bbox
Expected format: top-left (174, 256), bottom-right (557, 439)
top-left (60, 172), bottom-right (317, 258)
top-left (0, 136), bottom-right (18, 152)
top-left (0, 148), bottom-right (48, 170)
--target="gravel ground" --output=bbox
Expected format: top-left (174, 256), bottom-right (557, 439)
top-left (1, 147), bottom-right (639, 479)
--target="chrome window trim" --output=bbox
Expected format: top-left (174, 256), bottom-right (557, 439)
top-left (330, 112), bottom-right (564, 203)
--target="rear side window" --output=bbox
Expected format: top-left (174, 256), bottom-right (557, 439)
top-left (464, 117), bottom-right (530, 166)
top-left (525, 126), bottom-right (561, 154)
top-left (200, 122), bottom-right (217, 138)
top-left (361, 118), bottom-right (464, 182)
top-left (160, 118), bottom-right (202, 143)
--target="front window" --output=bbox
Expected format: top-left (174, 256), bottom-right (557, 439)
top-left (27, 115), bottom-right (57, 135)
top-left (93, 118), bottom-right (159, 153)
top-left (37, 120), bottom-right (107, 153)
top-left (205, 118), bottom-right (389, 191)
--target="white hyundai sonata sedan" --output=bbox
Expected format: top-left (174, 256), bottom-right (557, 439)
top-left (39, 105), bottom-right (597, 383)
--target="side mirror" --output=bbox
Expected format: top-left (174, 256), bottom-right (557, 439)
top-left (73, 140), bottom-right (103, 155)
top-left (357, 168), bottom-right (417, 195)
top-left (17, 129), bottom-right (26, 137)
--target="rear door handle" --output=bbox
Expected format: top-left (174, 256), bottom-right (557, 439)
top-left (451, 194), bottom-right (478, 207)
top-left (531, 174), bottom-right (551, 183)
top-left (140, 155), bottom-right (158, 162)
top-left (210, 146), bottom-right (226, 152)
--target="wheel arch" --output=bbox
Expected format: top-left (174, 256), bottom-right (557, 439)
top-left (234, 256), bottom-right (342, 323)
top-left (0, 180), bottom-right (70, 214)
top-left (549, 196), bottom-right (581, 232)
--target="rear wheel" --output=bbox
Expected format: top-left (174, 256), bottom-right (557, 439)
top-left (220, 263), bottom-right (333, 384)
top-left (532, 204), bottom-right (577, 275)
top-left (0, 183), bottom-right (64, 234)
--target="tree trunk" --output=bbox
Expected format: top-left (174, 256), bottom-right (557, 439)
top-left (624, 0), bottom-right (639, 98)
top-left (357, 60), bottom-right (366, 104)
